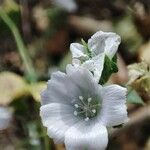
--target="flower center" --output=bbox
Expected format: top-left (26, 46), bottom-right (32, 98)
top-left (73, 96), bottom-right (101, 121)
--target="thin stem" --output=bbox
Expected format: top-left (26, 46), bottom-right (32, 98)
top-left (0, 8), bottom-right (37, 82)
top-left (43, 128), bottom-right (50, 150)
top-left (40, 122), bottom-right (51, 150)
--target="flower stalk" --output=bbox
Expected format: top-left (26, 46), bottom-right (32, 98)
top-left (0, 8), bottom-right (37, 82)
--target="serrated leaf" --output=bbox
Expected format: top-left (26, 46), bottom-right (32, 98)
top-left (0, 72), bottom-right (28, 105)
top-left (99, 55), bottom-right (118, 84)
top-left (127, 89), bottom-right (145, 105)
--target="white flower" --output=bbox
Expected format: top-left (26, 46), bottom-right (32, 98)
top-left (70, 31), bottom-right (121, 82)
top-left (0, 106), bottom-right (12, 130)
top-left (40, 65), bottom-right (128, 150)
top-left (52, 0), bottom-right (77, 13)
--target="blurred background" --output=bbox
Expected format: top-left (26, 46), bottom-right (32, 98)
top-left (0, 0), bottom-right (150, 150)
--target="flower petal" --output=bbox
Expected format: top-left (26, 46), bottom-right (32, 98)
top-left (40, 103), bottom-right (78, 143)
top-left (100, 85), bottom-right (128, 126)
top-left (65, 121), bottom-right (108, 150)
top-left (41, 71), bottom-right (81, 105)
top-left (72, 58), bottom-right (81, 67)
top-left (88, 31), bottom-right (121, 59)
top-left (66, 65), bottom-right (100, 96)
top-left (66, 64), bottom-right (77, 75)
top-left (70, 43), bottom-right (87, 59)
top-left (82, 53), bottom-right (105, 82)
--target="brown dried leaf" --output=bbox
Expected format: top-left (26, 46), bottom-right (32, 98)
top-left (0, 72), bottom-right (28, 105)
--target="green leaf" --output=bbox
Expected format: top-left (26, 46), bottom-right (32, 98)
top-left (99, 54), bottom-right (118, 85)
top-left (81, 39), bottom-right (92, 58)
top-left (112, 53), bottom-right (117, 62)
top-left (127, 89), bottom-right (145, 105)
top-left (81, 39), bottom-right (88, 49)
top-left (28, 82), bottom-right (46, 102)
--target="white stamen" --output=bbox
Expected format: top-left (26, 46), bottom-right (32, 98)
top-left (74, 111), bottom-right (78, 116)
top-left (79, 96), bottom-right (83, 100)
top-left (79, 96), bottom-right (87, 106)
top-left (74, 104), bottom-right (79, 108)
top-left (88, 97), bottom-right (92, 103)
top-left (90, 104), bottom-right (100, 108)
top-left (92, 109), bottom-right (96, 113)
top-left (85, 117), bottom-right (89, 121)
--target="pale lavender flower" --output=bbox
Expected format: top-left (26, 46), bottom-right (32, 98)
top-left (40, 65), bottom-right (128, 150)
top-left (70, 31), bottom-right (121, 82)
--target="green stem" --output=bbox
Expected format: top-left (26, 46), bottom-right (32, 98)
top-left (0, 8), bottom-right (37, 82)
top-left (44, 134), bottom-right (50, 150)
top-left (40, 121), bottom-right (50, 150)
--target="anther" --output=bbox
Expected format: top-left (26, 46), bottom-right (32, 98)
top-left (74, 111), bottom-right (78, 116)
top-left (74, 104), bottom-right (79, 108)
top-left (88, 97), bottom-right (92, 103)
top-left (92, 109), bottom-right (96, 114)
top-left (79, 96), bottom-right (83, 100)
top-left (85, 117), bottom-right (89, 121)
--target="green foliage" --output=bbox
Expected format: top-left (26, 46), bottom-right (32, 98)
top-left (0, 0), bottom-right (21, 35)
top-left (127, 88), bottom-right (145, 105)
top-left (28, 82), bottom-right (46, 101)
top-left (0, 8), bottom-right (37, 82)
top-left (81, 39), bottom-right (92, 58)
top-left (99, 54), bottom-right (118, 85)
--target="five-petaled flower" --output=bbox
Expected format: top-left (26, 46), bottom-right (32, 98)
top-left (40, 65), bottom-right (128, 150)
top-left (70, 31), bottom-right (121, 82)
